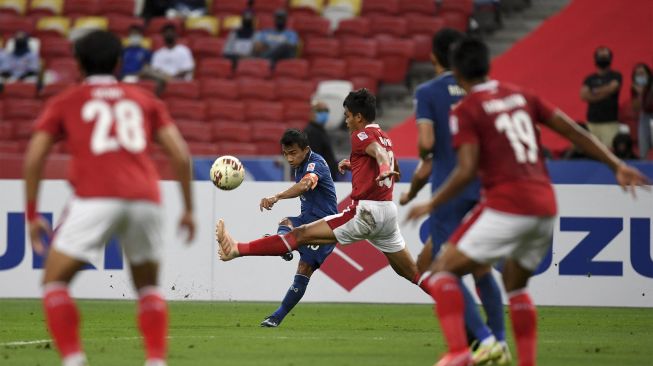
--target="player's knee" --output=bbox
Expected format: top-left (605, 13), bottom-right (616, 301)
top-left (297, 261), bottom-right (315, 277)
top-left (291, 225), bottom-right (307, 243)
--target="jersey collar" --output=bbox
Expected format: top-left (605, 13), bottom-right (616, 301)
top-left (471, 80), bottom-right (498, 94)
top-left (434, 70), bottom-right (454, 81)
top-left (84, 75), bottom-right (118, 85)
top-left (367, 123), bottom-right (380, 128)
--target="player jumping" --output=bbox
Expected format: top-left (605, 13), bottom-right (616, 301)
top-left (258, 129), bottom-right (338, 327)
top-left (406, 37), bottom-right (649, 366)
top-left (24, 31), bottom-right (195, 366)
top-left (216, 89), bottom-right (420, 288)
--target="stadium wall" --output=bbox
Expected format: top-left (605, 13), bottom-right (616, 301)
top-left (1, 173), bottom-right (652, 308)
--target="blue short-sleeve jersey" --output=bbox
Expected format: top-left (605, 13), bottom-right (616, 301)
top-left (294, 151), bottom-right (338, 220)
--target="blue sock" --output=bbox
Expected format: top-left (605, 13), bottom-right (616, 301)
top-left (272, 274), bottom-right (310, 321)
top-left (277, 225), bottom-right (291, 235)
top-left (476, 272), bottom-right (506, 341)
top-left (460, 279), bottom-right (493, 342)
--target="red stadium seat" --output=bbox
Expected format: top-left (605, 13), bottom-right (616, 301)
top-left (255, 13), bottom-right (275, 30)
top-left (406, 15), bottom-right (445, 37)
top-left (176, 120), bottom-right (213, 142)
top-left (108, 15), bottom-right (144, 36)
top-left (361, 0), bottom-right (399, 16)
top-left (145, 17), bottom-right (182, 36)
top-left (200, 78), bottom-right (239, 99)
top-left (217, 141), bottom-right (257, 156)
top-left (238, 78), bottom-right (276, 101)
top-left (187, 142), bottom-right (219, 156)
top-left (303, 37), bottom-right (340, 59)
top-left (283, 101), bottom-right (312, 121)
top-left (254, 141), bottom-right (280, 155)
top-left (166, 99), bottom-right (207, 120)
top-left (252, 0), bottom-right (286, 14)
top-left (399, 0), bottom-right (436, 16)
top-left (411, 34), bottom-right (432, 62)
top-left (190, 37), bottom-right (224, 58)
top-left (438, 0), bottom-right (474, 16)
top-left (207, 100), bottom-right (246, 121)
top-left (0, 15), bottom-right (34, 36)
top-left (235, 59), bottom-right (272, 79)
top-left (275, 78), bottom-right (315, 102)
top-left (310, 58), bottom-right (346, 80)
top-left (0, 100), bottom-right (4, 119)
top-left (251, 122), bottom-right (286, 142)
top-left (341, 37), bottom-right (377, 58)
top-left (369, 15), bottom-right (407, 38)
top-left (212, 121), bottom-right (252, 142)
top-left (40, 36), bottom-right (73, 59)
top-left (46, 57), bottom-right (79, 83)
top-left (376, 36), bottom-right (415, 83)
top-left (160, 81), bottom-right (201, 100)
top-left (132, 80), bottom-right (157, 94)
top-left (347, 58), bottom-right (383, 80)
top-left (197, 58), bottom-right (233, 79)
top-left (63, 0), bottom-right (98, 16)
top-left (0, 141), bottom-right (22, 153)
top-left (1, 82), bottom-right (37, 99)
top-left (245, 101), bottom-right (284, 121)
top-left (4, 99), bottom-right (43, 120)
top-left (0, 123), bottom-right (13, 140)
top-left (334, 17), bottom-right (370, 38)
top-left (12, 119), bottom-right (34, 139)
top-left (273, 59), bottom-right (309, 79)
top-left (213, 0), bottom-right (248, 16)
top-left (350, 76), bottom-right (378, 94)
top-left (98, 0), bottom-right (135, 17)
top-left (292, 15), bottom-right (330, 38)
top-left (440, 12), bottom-right (469, 32)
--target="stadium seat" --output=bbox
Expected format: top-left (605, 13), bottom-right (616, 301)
top-left (190, 37), bottom-right (224, 58)
top-left (185, 16), bottom-right (220, 37)
top-left (256, 13), bottom-right (275, 30)
top-left (12, 119), bottom-right (33, 139)
top-left (322, 5), bottom-right (355, 32)
top-left (369, 15), bottom-right (407, 38)
top-left (145, 17), bottom-right (182, 36)
top-left (340, 37), bottom-right (376, 58)
top-left (207, 100), bottom-right (246, 121)
top-left (213, 0), bottom-right (247, 16)
top-left (275, 78), bottom-right (315, 102)
top-left (72, 16), bottom-right (109, 31)
top-left (238, 78), bottom-right (276, 101)
top-left (0, 100), bottom-right (4, 119)
top-left (302, 37), bottom-right (339, 59)
top-left (252, 0), bottom-right (287, 14)
top-left (440, 12), bottom-right (469, 32)
top-left (98, 0), bottom-right (135, 17)
top-left (251, 122), bottom-right (287, 142)
top-left (0, 15), bottom-right (34, 36)
top-left (45, 57), bottom-right (79, 82)
top-left (1, 82), bottom-right (37, 99)
top-left (200, 78), bottom-right (239, 99)
top-left (161, 81), bottom-right (201, 100)
top-left (273, 59), bottom-right (309, 79)
top-left (289, 0), bottom-right (325, 15)
top-left (63, 0), bottom-right (98, 16)
top-left (235, 59), bottom-right (272, 79)
top-left (212, 121), bottom-right (252, 142)
top-left (0, 141), bottom-right (22, 152)
top-left (166, 99), bottom-right (207, 120)
top-left (39, 36), bottom-right (73, 59)
top-left (28, 0), bottom-right (63, 16)
top-left (333, 17), bottom-right (370, 38)
top-left (310, 58), bottom-right (346, 80)
top-left (245, 101), bottom-right (284, 121)
top-left (220, 14), bottom-right (242, 32)
top-left (313, 80), bottom-right (351, 129)
top-left (346, 58), bottom-right (383, 80)
top-left (399, 0), bottom-right (436, 16)
top-left (376, 36), bottom-right (414, 83)
top-left (0, 0), bottom-right (27, 16)
top-left (35, 16), bottom-right (71, 37)
top-left (350, 76), bottom-right (378, 94)
top-left (217, 141), bottom-right (257, 156)
top-left (438, 0), bottom-right (474, 16)
top-left (132, 80), bottom-right (157, 94)
top-left (326, 0), bottom-right (361, 15)
top-left (406, 15), bottom-right (445, 37)
top-left (283, 100), bottom-right (312, 121)
top-left (254, 141), bottom-right (281, 155)
top-left (292, 15), bottom-right (330, 38)
top-left (411, 34), bottom-right (432, 62)
top-left (0, 123), bottom-right (13, 140)
top-left (187, 142), bottom-right (219, 156)
top-left (196, 58), bottom-right (233, 79)
top-left (176, 120), bottom-right (213, 142)
top-left (108, 15), bottom-right (144, 37)
top-left (361, 0), bottom-right (398, 16)
top-left (3, 99), bottom-right (42, 120)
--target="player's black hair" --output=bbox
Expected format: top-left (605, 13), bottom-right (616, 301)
top-left (432, 28), bottom-right (464, 69)
top-left (343, 88), bottom-right (376, 122)
top-left (74, 30), bottom-right (122, 76)
top-left (161, 23), bottom-right (177, 33)
top-left (280, 128), bottom-right (309, 149)
top-left (450, 37), bottom-right (490, 81)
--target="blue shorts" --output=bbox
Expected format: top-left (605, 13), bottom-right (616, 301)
top-left (288, 214), bottom-right (336, 269)
top-left (430, 198), bottom-right (477, 257)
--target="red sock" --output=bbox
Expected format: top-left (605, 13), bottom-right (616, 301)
top-left (43, 283), bottom-right (82, 359)
top-left (509, 290), bottom-right (537, 366)
top-left (138, 287), bottom-right (168, 361)
top-left (237, 233), bottom-right (298, 256)
top-left (423, 273), bottom-right (467, 353)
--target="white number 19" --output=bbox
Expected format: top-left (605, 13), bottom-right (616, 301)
top-left (495, 110), bottom-right (538, 164)
top-left (82, 99), bottom-right (146, 155)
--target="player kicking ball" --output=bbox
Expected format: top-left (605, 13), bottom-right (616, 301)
top-left (405, 37), bottom-right (649, 366)
top-left (217, 89), bottom-right (421, 290)
top-left (24, 31), bottom-right (195, 366)
top-left (258, 129), bottom-right (338, 327)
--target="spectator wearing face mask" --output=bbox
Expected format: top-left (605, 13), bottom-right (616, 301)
top-left (121, 25), bottom-right (152, 79)
top-left (253, 9), bottom-right (298, 65)
top-left (630, 63), bottom-right (653, 159)
top-left (151, 24), bottom-right (195, 80)
top-left (580, 46), bottom-right (622, 148)
top-left (0, 31), bottom-right (39, 83)
top-left (304, 100), bottom-right (338, 180)
top-left (223, 10), bottom-right (256, 66)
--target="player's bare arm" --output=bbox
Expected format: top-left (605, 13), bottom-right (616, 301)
top-left (364, 141), bottom-right (399, 182)
top-left (338, 158), bottom-right (351, 173)
top-left (544, 111), bottom-right (650, 195)
top-left (417, 121), bottom-right (435, 158)
top-left (400, 157), bottom-right (432, 205)
top-left (260, 175), bottom-right (315, 211)
top-left (405, 143), bottom-right (479, 222)
top-left (23, 131), bottom-right (56, 255)
top-left (157, 124), bottom-right (196, 242)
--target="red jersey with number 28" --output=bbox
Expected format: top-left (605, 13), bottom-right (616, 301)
top-left (34, 76), bottom-right (173, 203)
top-left (349, 123), bottom-right (394, 202)
top-left (450, 80), bottom-right (557, 216)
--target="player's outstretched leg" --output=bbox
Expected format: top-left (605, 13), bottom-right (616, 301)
top-left (216, 219), bottom-right (240, 261)
top-left (216, 219), bottom-right (301, 261)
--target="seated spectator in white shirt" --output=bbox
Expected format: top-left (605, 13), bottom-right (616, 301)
top-left (151, 24), bottom-right (194, 80)
top-left (1, 31), bottom-right (39, 83)
top-left (223, 10), bottom-right (256, 66)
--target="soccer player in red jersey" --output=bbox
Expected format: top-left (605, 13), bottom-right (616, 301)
top-left (405, 38), bottom-right (649, 366)
top-left (216, 89), bottom-right (420, 284)
top-left (24, 31), bottom-right (195, 366)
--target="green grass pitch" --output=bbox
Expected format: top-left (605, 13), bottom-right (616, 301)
top-left (1, 300), bottom-right (651, 365)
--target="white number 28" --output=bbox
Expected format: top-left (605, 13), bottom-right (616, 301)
top-left (494, 110), bottom-right (538, 164)
top-left (82, 99), bottom-right (146, 155)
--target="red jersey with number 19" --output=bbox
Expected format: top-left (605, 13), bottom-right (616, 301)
top-left (450, 80), bottom-right (557, 216)
top-left (34, 76), bottom-right (173, 203)
top-left (349, 124), bottom-right (394, 202)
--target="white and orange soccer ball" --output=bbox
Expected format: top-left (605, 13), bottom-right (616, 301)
top-left (210, 155), bottom-right (245, 190)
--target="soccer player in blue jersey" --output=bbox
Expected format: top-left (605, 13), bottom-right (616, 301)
top-left (400, 29), bottom-right (510, 365)
top-left (258, 129), bottom-right (338, 327)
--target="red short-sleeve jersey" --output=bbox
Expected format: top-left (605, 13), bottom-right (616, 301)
top-left (349, 123), bottom-right (394, 202)
top-left (450, 80), bottom-right (557, 216)
top-left (34, 76), bottom-right (174, 203)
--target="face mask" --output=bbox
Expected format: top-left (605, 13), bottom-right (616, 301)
top-left (595, 56), bottom-right (611, 69)
top-left (128, 34), bottom-right (143, 46)
top-left (315, 111), bottom-right (329, 125)
top-left (635, 75), bottom-right (649, 86)
top-left (275, 20), bottom-right (286, 31)
top-left (164, 35), bottom-right (176, 46)
top-left (14, 38), bottom-right (28, 56)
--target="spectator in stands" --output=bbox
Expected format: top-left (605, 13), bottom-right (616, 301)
top-left (612, 131), bottom-right (638, 160)
top-left (120, 25), bottom-right (152, 80)
top-left (253, 9), bottom-right (298, 65)
top-left (142, 0), bottom-right (173, 19)
top-left (0, 31), bottom-right (39, 83)
top-left (580, 46), bottom-right (622, 148)
top-left (223, 10), bottom-right (257, 66)
top-left (304, 100), bottom-right (339, 181)
top-left (151, 24), bottom-right (195, 80)
top-left (630, 63), bottom-right (653, 159)
top-left (166, 0), bottom-right (207, 18)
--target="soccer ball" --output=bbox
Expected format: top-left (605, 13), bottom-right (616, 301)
top-left (210, 155), bottom-right (245, 190)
